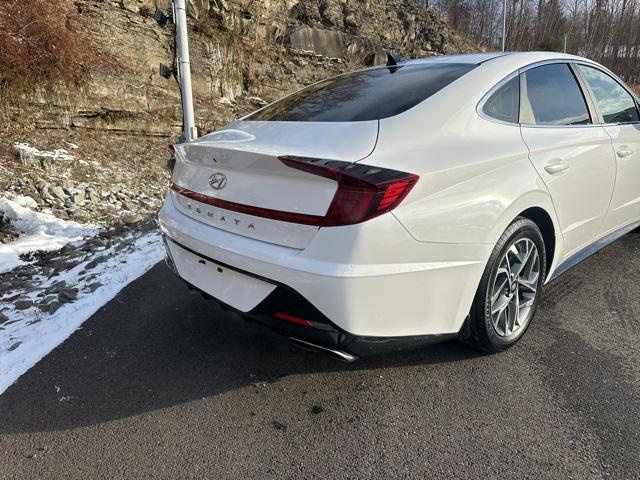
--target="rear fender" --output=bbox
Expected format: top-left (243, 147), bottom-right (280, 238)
top-left (487, 189), bottom-right (563, 280)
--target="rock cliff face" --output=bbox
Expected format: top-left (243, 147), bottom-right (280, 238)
top-left (5, 0), bottom-right (471, 138)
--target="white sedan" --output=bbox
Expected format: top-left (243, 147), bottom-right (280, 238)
top-left (159, 52), bottom-right (640, 360)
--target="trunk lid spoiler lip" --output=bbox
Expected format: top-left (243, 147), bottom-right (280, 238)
top-left (178, 119), bottom-right (381, 165)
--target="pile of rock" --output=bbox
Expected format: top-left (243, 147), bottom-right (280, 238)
top-left (8, 177), bottom-right (164, 225)
top-left (3, 136), bottom-right (170, 228)
top-left (0, 212), bottom-right (21, 244)
top-left (12, 279), bottom-right (97, 315)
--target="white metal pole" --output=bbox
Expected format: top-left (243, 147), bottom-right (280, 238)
top-left (174, 0), bottom-right (197, 141)
top-left (502, 0), bottom-right (507, 52)
top-left (564, 34), bottom-right (568, 53)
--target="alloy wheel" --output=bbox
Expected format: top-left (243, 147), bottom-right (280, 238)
top-left (490, 238), bottom-right (540, 337)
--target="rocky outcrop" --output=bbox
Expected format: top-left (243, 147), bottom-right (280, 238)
top-left (3, 0), bottom-right (471, 138)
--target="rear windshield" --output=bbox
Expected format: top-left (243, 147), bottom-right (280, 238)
top-left (245, 63), bottom-right (477, 122)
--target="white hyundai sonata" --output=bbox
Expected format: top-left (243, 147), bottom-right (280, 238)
top-left (158, 51), bottom-right (640, 360)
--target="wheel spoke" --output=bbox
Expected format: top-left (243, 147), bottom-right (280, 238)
top-left (499, 306), bottom-right (508, 335)
top-left (514, 240), bottom-right (534, 278)
top-left (492, 294), bottom-right (510, 315)
top-left (518, 272), bottom-right (539, 293)
top-left (491, 277), bottom-right (509, 303)
top-left (506, 294), bottom-right (518, 333)
top-left (519, 295), bottom-right (535, 309)
top-left (523, 248), bottom-right (539, 279)
top-left (496, 266), bottom-right (510, 278)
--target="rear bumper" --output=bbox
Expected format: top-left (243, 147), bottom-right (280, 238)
top-left (159, 191), bottom-right (491, 339)
top-left (165, 237), bottom-right (456, 358)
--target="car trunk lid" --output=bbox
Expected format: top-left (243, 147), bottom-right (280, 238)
top-left (170, 120), bottom-right (379, 249)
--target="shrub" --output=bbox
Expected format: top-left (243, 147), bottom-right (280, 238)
top-left (0, 0), bottom-right (114, 91)
top-left (538, 36), bottom-right (564, 53)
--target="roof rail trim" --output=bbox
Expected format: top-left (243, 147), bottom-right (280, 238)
top-left (477, 52), bottom-right (512, 64)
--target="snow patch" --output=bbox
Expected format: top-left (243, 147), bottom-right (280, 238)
top-left (0, 195), bottom-right (101, 274)
top-left (247, 96), bottom-right (267, 106)
top-left (218, 96), bottom-right (234, 106)
top-left (0, 231), bottom-right (164, 395)
top-left (14, 143), bottom-right (76, 167)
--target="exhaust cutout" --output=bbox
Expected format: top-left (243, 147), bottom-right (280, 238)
top-left (288, 337), bottom-right (358, 363)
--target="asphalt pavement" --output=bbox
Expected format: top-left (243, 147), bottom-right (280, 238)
top-left (1, 232), bottom-right (639, 479)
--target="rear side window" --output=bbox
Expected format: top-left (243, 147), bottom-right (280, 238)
top-left (483, 76), bottom-right (520, 123)
top-left (521, 64), bottom-right (591, 126)
top-left (578, 65), bottom-right (640, 124)
top-left (246, 63), bottom-right (477, 122)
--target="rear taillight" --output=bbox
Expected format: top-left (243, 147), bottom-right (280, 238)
top-left (278, 156), bottom-right (418, 227)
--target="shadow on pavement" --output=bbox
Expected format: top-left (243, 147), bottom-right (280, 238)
top-left (0, 263), bottom-right (479, 434)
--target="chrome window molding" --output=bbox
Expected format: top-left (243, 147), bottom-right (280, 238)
top-left (477, 57), bottom-right (640, 129)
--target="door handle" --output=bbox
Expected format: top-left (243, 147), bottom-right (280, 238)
top-left (544, 161), bottom-right (570, 174)
top-left (617, 147), bottom-right (633, 158)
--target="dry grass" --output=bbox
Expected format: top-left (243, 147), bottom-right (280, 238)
top-left (0, 0), bottom-right (117, 92)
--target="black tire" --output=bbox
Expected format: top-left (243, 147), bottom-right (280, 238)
top-left (466, 217), bottom-right (547, 353)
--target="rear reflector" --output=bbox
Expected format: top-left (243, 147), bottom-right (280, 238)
top-left (273, 312), bottom-right (312, 327)
top-left (278, 156), bottom-right (418, 226)
top-left (273, 312), bottom-right (336, 332)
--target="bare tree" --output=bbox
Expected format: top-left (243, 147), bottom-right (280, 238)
top-left (421, 0), bottom-right (640, 82)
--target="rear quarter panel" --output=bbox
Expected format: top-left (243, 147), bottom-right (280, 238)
top-left (369, 62), bottom-right (563, 271)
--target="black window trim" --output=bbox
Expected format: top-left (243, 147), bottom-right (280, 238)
top-left (572, 61), bottom-right (640, 126)
top-left (477, 70), bottom-right (521, 126)
top-left (568, 63), bottom-right (602, 124)
top-left (519, 61), bottom-right (595, 128)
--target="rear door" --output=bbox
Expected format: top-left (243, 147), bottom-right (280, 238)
top-left (576, 64), bottom-right (640, 233)
top-left (519, 63), bottom-right (616, 258)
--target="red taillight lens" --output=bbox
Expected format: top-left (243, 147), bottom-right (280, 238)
top-left (278, 156), bottom-right (418, 227)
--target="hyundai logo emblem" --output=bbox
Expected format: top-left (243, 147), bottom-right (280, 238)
top-left (209, 172), bottom-right (227, 190)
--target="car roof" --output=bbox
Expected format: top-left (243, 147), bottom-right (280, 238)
top-left (405, 52), bottom-right (510, 65)
top-left (405, 51), bottom-right (589, 67)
